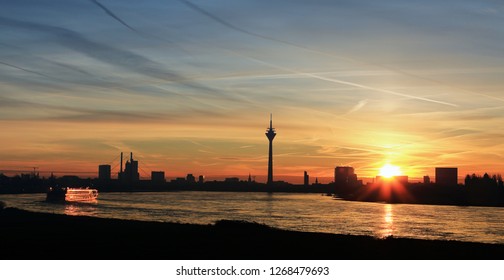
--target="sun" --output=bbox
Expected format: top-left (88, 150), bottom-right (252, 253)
top-left (379, 164), bottom-right (401, 178)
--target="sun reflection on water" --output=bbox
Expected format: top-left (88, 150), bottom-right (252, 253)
top-left (380, 204), bottom-right (395, 238)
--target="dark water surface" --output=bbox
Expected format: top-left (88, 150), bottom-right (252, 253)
top-left (2, 191), bottom-right (504, 244)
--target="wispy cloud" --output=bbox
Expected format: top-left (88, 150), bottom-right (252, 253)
top-left (223, 49), bottom-right (458, 107)
top-left (178, 0), bottom-right (357, 63)
top-left (0, 17), bottom-right (174, 80)
top-left (2, 0), bottom-right (504, 179)
top-left (0, 16), bottom-right (239, 102)
top-left (346, 99), bottom-right (369, 115)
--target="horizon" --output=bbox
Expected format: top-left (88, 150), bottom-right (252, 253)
top-left (1, 167), bottom-right (493, 185)
top-left (2, 0), bottom-right (504, 182)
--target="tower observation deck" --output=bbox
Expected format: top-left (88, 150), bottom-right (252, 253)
top-left (265, 114), bottom-right (276, 185)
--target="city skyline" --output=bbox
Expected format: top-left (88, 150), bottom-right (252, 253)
top-left (2, 0), bottom-right (504, 181)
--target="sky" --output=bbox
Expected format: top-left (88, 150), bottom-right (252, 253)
top-left (2, 0), bottom-right (504, 183)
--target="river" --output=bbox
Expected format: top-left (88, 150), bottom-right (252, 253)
top-left (1, 191), bottom-right (504, 244)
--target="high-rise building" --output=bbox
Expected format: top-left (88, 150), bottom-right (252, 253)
top-left (186, 174), bottom-right (196, 183)
top-left (98, 164), bottom-right (111, 181)
top-left (265, 114), bottom-right (276, 185)
top-left (335, 166), bottom-right (357, 185)
top-left (151, 171), bottom-right (165, 184)
top-left (122, 152), bottom-right (140, 182)
top-left (304, 171), bottom-right (310, 186)
top-left (435, 167), bottom-right (458, 186)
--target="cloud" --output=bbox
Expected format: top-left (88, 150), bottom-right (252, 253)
top-left (178, 0), bottom-right (356, 62)
top-left (0, 16), bottom-right (239, 102)
top-left (178, 0), bottom-right (495, 107)
top-left (223, 49), bottom-right (458, 107)
top-left (0, 17), bottom-right (170, 79)
top-left (346, 99), bottom-right (369, 114)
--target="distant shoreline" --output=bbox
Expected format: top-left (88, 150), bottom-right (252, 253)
top-left (1, 206), bottom-right (504, 260)
top-left (3, 186), bottom-right (504, 208)
top-left (4, 184), bottom-right (504, 207)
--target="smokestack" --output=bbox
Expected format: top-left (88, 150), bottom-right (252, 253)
top-left (130, 152), bottom-right (133, 162)
top-left (120, 152), bottom-right (123, 173)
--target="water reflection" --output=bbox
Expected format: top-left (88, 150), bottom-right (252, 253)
top-left (379, 204), bottom-right (394, 238)
top-left (265, 192), bottom-right (274, 217)
top-left (64, 203), bottom-right (98, 217)
top-left (5, 192), bottom-right (504, 244)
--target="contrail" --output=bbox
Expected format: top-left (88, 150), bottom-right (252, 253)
top-left (177, 0), bottom-right (458, 107)
top-left (0, 61), bottom-right (53, 79)
top-left (177, 0), bottom-right (378, 68)
top-left (299, 70), bottom-right (458, 107)
top-left (89, 0), bottom-right (138, 33)
top-left (179, 0), bottom-right (495, 105)
top-left (0, 17), bottom-right (245, 103)
top-left (89, 0), bottom-right (193, 55)
top-left (225, 50), bottom-right (458, 107)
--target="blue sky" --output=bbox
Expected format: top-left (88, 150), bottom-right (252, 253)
top-left (2, 0), bottom-right (504, 181)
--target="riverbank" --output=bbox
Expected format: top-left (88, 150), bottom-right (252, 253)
top-left (1, 207), bottom-right (504, 259)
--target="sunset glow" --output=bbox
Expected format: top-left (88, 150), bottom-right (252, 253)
top-left (1, 0), bottom-right (504, 183)
top-left (379, 164), bottom-right (402, 178)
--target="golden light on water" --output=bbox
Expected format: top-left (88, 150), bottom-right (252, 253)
top-left (381, 204), bottom-right (394, 238)
top-left (64, 203), bottom-right (97, 217)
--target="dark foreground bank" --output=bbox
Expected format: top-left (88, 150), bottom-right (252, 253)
top-left (1, 207), bottom-right (503, 260)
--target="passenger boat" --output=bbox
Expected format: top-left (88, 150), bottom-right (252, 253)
top-left (46, 187), bottom-right (98, 203)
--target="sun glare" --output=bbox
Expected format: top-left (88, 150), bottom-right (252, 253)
top-left (379, 164), bottom-right (401, 178)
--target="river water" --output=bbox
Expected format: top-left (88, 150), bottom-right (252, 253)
top-left (1, 191), bottom-right (504, 244)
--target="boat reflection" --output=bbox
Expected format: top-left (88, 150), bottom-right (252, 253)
top-left (64, 203), bottom-right (98, 217)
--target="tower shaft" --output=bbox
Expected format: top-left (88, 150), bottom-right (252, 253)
top-left (268, 140), bottom-right (273, 184)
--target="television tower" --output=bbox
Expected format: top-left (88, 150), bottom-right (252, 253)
top-left (265, 114), bottom-right (276, 185)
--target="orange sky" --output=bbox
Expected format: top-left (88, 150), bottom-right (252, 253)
top-left (2, 1), bottom-right (504, 183)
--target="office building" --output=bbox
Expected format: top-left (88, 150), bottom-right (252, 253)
top-left (335, 166), bottom-right (357, 185)
top-left (151, 171), bottom-right (165, 184)
top-left (186, 174), bottom-right (196, 183)
top-left (98, 164), bottom-right (111, 181)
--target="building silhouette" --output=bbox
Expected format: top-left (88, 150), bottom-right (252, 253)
top-left (119, 152), bottom-right (140, 183)
top-left (186, 174), bottom-right (196, 183)
top-left (335, 166), bottom-right (357, 185)
top-left (435, 167), bottom-right (458, 186)
top-left (265, 114), bottom-right (276, 185)
top-left (151, 171), bottom-right (165, 184)
top-left (98, 164), bottom-right (111, 181)
top-left (423, 175), bottom-right (431, 184)
top-left (304, 171), bottom-right (309, 186)
top-left (224, 177), bottom-right (240, 183)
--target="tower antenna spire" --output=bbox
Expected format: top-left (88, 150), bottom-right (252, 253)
top-left (265, 114), bottom-right (277, 185)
